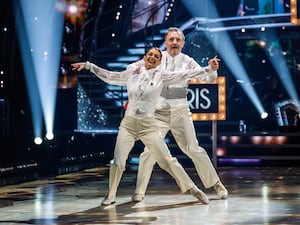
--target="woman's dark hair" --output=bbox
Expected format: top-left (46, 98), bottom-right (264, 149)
top-left (145, 47), bottom-right (162, 58)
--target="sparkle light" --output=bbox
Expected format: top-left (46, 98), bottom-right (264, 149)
top-left (61, 0), bottom-right (88, 24)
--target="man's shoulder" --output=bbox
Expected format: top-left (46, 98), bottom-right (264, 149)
top-left (181, 52), bottom-right (194, 60)
top-left (162, 51), bottom-right (192, 59)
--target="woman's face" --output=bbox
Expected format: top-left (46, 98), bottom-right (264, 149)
top-left (143, 48), bottom-right (162, 69)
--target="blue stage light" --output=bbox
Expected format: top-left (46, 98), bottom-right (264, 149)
top-left (13, 0), bottom-right (64, 142)
top-left (259, 30), bottom-right (299, 109)
top-left (178, 1), bottom-right (268, 119)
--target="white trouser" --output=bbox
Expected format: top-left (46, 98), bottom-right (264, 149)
top-left (105, 114), bottom-right (197, 200)
top-left (134, 106), bottom-right (220, 196)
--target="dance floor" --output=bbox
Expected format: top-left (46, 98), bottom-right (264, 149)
top-left (0, 165), bottom-right (299, 225)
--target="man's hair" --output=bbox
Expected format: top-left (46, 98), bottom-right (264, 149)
top-left (165, 27), bottom-right (185, 41)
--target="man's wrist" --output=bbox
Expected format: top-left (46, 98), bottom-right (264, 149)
top-left (85, 61), bottom-right (90, 70)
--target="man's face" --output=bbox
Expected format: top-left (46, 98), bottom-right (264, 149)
top-left (143, 48), bottom-right (162, 69)
top-left (165, 31), bottom-right (185, 57)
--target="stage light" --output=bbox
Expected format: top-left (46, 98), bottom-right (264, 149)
top-left (179, 1), bottom-right (268, 119)
top-left (251, 136), bottom-right (263, 145)
top-left (216, 147), bottom-right (227, 157)
top-left (13, 1), bottom-right (44, 141)
top-left (261, 112), bottom-right (268, 119)
top-left (259, 30), bottom-right (299, 106)
top-left (67, 4), bottom-right (78, 15)
top-left (230, 136), bottom-right (241, 144)
top-left (13, 0), bottom-right (64, 143)
top-left (34, 137), bottom-right (43, 145)
top-left (258, 40), bottom-right (266, 47)
top-left (276, 136), bottom-right (287, 144)
top-left (45, 132), bottom-right (54, 141)
top-left (204, 30), bottom-right (267, 118)
top-left (115, 11), bottom-right (121, 20)
top-left (63, 0), bottom-right (88, 24)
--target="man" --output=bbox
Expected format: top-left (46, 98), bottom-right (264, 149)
top-left (132, 27), bottom-right (228, 202)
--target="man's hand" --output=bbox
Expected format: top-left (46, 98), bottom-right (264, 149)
top-left (71, 62), bottom-right (86, 71)
top-left (208, 55), bottom-right (220, 71)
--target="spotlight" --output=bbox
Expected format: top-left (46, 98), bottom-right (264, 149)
top-left (261, 112), bottom-right (268, 119)
top-left (258, 40), bottom-right (266, 48)
top-left (45, 132), bottom-right (54, 140)
top-left (14, 0), bottom-right (64, 144)
top-left (67, 4), bottom-right (79, 15)
top-left (259, 30), bottom-right (299, 103)
top-left (34, 137), bottom-right (43, 145)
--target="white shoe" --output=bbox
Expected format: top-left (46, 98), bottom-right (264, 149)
top-left (214, 181), bottom-right (228, 199)
top-left (101, 195), bottom-right (116, 206)
top-left (189, 186), bottom-right (209, 204)
top-left (131, 194), bottom-right (144, 202)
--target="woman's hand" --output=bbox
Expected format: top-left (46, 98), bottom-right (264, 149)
top-left (71, 62), bottom-right (86, 71)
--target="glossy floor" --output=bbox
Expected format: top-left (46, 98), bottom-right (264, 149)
top-left (0, 166), bottom-right (299, 225)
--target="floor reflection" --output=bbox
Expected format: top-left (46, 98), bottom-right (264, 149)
top-left (0, 167), bottom-right (299, 224)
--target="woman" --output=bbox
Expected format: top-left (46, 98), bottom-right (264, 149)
top-left (71, 47), bottom-right (216, 206)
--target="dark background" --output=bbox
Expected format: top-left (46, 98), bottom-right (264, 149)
top-left (0, 0), bottom-right (299, 177)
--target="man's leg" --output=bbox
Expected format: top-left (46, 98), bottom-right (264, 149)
top-left (141, 129), bottom-right (209, 204)
top-left (170, 107), bottom-right (228, 198)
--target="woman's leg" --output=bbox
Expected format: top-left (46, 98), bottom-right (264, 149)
top-left (102, 119), bottom-right (136, 205)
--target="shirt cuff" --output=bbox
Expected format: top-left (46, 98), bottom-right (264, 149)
top-left (85, 61), bottom-right (91, 70)
top-left (204, 65), bottom-right (213, 73)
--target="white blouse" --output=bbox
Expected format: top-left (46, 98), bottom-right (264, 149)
top-left (85, 61), bottom-right (216, 117)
